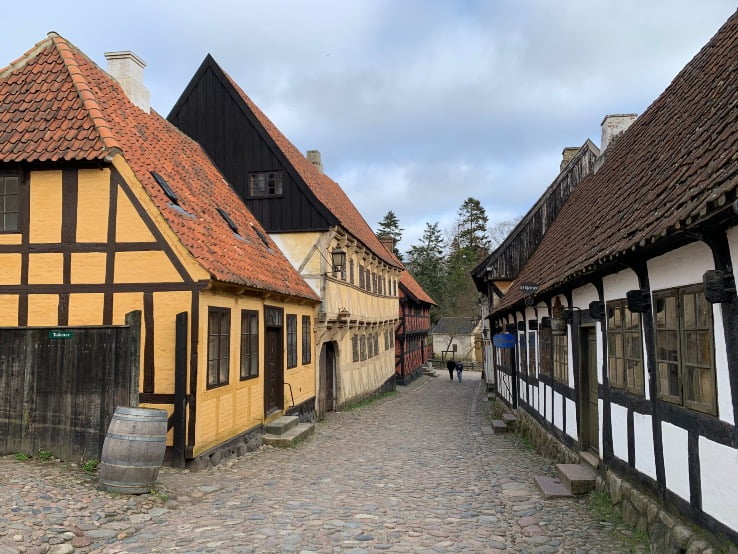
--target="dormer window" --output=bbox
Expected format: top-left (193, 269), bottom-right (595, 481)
top-left (0, 173), bottom-right (19, 232)
top-left (248, 171), bottom-right (283, 197)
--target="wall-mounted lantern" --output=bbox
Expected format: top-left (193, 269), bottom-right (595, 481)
top-left (331, 249), bottom-right (346, 274)
top-left (626, 289), bottom-right (651, 313)
top-left (337, 308), bottom-right (351, 319)
top-left (703, 269), bottom-right (736, 303)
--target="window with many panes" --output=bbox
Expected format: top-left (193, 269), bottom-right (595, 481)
top-left (302, 315), bottom-right (311, 364)
top-left (528, 332), bottom-right (536, 376)
top-left (0, 173), bottom-right (19, 232)
top-left (553, 332), bottom-right (568, 383)
top-left (248, 171), bottom-right (282, 197)
top-left (240, 310), bottom-right (258, 380)
top-left (607, 300), bottom-right (644, 394)
top-left (349, 260), bottom-right (355, 284)
top-left (373, 333), bottom-right (379, 355)
top-left (208, 308), bottom-right (230, 388)
top-left (352, 335), bottom-right (359, 362)
top-left (539, 326), bottom-right (552, 376)
top-left (360, 335), bottom-right (367, 360)
top-left (654, 286), bottom-right (716, 415)
top-left (287, 314), bottom-right (297, 368)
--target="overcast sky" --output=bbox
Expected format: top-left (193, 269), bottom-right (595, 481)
top-left (2, 1), bottom-right (736, 254)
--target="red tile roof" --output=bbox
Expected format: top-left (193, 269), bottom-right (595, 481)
top-left (495, 11), bottom-right (738, 312)
top-left (0, 33), bottom-right (319, 302)
top-left (400, 270), bottom-right (436, 306)
top-left (220, 70), bottom-right (403, 270)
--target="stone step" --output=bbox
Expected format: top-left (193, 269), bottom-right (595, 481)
top-left (556, 463), bottom-right (596, 495)
top-left (264, 415), bottom-right (299, 436)
top-left (491, 419), bottom-right (508, 433)
top-left (534, 476), bottom-right (573, 499)
top-left (579, 450), bottom-right (600, 470)
top-left (502, 412), bottom-right (517, 427)
top-left (263, 422), bottom-right (314, 447)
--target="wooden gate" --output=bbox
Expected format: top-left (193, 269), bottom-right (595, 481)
top-left (0, 312), bottom-right (140, 461)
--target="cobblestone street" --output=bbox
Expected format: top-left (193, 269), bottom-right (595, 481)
top-left (0, 373), bottom-right (648, 553)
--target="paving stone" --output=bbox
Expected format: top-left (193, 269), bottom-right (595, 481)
top-left (0, 377), bottom-right (649, 553)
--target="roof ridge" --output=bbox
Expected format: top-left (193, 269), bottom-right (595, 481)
top-left (0, 35), bottom-right (54, 80)
top-left (47, 32), bottom-right (123, 160)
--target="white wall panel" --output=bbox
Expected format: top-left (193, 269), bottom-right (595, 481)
top-left (661, 422), bottom-right (690, 502)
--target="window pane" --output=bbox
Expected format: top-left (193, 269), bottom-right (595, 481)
top-left (208, 360), bottom-right (217, 386)
top-left (656, 330), bottom-right (678, 362)
top-left (5, 194), bottom-right (17, 212)
top-left (696, 292), bottom-right (711, 329)
top-left (625, 310), bottom-right (639, 331)
top-left (5, 177), bottom-right (17, 194)
top-left (684, 331), bottom-right (698, 365)
top-left (655, 296), bottom-right (676, 329)
top-left (4, 212), bottom-right (17, 231)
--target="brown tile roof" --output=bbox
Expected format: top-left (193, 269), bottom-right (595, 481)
top-left (220, 69), bottom-right (403, 270)
top-left (399, 270), bottom-right (436, 306)
top-left (0, 33), bottom-right (319, 302)
top-left (495, 11), bottom-right (738, 313)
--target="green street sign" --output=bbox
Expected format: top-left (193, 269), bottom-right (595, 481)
top-left (48, 330), bottom-right (75, 339)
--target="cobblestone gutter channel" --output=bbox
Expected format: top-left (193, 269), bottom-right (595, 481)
top-left (514, 406), bottom-right (730, 553)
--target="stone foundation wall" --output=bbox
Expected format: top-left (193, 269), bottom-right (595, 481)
top-left (513, 407), bottom-right (725, 554)
top-left (186, 426), bottom-right (263, 472)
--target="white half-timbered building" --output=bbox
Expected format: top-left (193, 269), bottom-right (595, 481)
top-left (484, 12), bottom-right (738, 550)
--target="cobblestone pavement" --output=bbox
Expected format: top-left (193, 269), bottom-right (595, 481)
top-left (0, 372), bottom-right (648, 553)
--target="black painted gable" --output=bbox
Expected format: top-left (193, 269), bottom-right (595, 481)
top-left (168, 55), bottom-right (336, 233)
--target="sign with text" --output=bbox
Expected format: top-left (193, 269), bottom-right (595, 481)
top-left (492, 333), bottom-right (516, 349)
top-left (520, 282), bottom-right (539, 294)
top-left (48, 330), bottom-right (75, 339)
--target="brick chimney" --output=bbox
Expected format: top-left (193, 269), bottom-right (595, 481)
top-left (378, 234), bottom-right (395, 253)
top-left (601, 114), bottom-right (637, 152)
top-left (104, 51), bottom-right (150, 113)
top-left (306, 150), bottom-right (323, 173)
top-left (560, 147), bottom-right (580, 171)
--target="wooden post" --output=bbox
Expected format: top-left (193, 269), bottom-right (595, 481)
top-left (173, 312), bottom-right (188, 468)
top-left (124, 311), bottom-right (142, 407)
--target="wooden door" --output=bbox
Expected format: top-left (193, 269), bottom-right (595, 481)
top-left (318, 342), bottom-right (336, 415)
top-left (264, 326), bottom-right (284, 416)
top-left (579, 327), bottom-right (599, 452)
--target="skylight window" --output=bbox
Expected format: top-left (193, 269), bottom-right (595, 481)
top-left (251, 223), bottom-right (271, 249)
top-left (217, 208), bottom-right (238, 233)
top-left (150, 171), bottom-right (179, 204)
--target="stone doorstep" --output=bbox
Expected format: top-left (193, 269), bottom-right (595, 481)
top-left (556, 463), bottom-right (596, 495)
top-left (502, 412), bottom-right (517, 426)
top-left (534, 476), bottom-right (573, 498)
top-left (491, 420), bottom-right (509, 433)
top-left (579, 450), bottom-right (600, 470)
top-left (264, 415), bottom-right (299, 436)
top-left (262, 422), bottom-right (314, 447)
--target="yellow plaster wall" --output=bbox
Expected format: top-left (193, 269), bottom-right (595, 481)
top-left (152, 291), bottom-right (192, 394)
top-left (112, 292), bottom-right (144, 324)
top-left (114, 251), bottom-right (183, 283)
top-left (29, 171), bottom-right (62, 244)
top-left (71, 253), bottom-right (107, 284)
top-left (27, 295), bottom-right (59, 326)
top-left (111, 156), bottom-right (208, 283)
top-left (0, 234), bottom-right (21, 245)
top-left (0, 254), bottom-right (21, 285)
top-left (193, 289), bottom-right (317, 457)
top-left (0, 295), bottom-right (18, 326)
top-left (115, 187), bottom-right (155, 243)
top-left (76, 169), bottom-right (110, 243)
top-left (271, 232), bottom-right (322, 274)
top-left (28, 253), bottom-right (63, 284)
top-left (68, 293), bottom-right (104, 326)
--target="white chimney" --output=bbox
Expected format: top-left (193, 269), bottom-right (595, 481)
top-left (104, 51), bottom-right (150, 113)
top-left (306, 150), bottom-right (323, 173)
top-left (600, 114), bottom-right (637, 152)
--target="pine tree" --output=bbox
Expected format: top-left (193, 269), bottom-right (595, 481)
top-left (406, 222), bottom-right (446, 321)
top-left (376, 210), bottom-right (405, 261)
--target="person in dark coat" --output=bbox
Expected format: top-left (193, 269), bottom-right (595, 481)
top-left (446, 359), bottom-right (455, 380)
top-left (456, 362), bottom-right (464, 382)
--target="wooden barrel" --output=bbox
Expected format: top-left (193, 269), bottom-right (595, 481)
top-left (99, 406), bottom-right (168, 494)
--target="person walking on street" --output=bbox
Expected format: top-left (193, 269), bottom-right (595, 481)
top-left (456, 362), bottom-right (464, 382)
top-left (446, 359), bottom-right (455, 380)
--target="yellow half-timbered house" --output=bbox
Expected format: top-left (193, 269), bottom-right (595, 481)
top-left (0, 33), bottom-right (320, 468)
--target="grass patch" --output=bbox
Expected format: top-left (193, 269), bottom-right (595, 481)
top-left (81, 459), bottom-right (99, 473)
top-left (343, 390), bottom-right (397, 411)
top-left (588, 490), bottom-right (649, 551)
top-left (37, 449), bottom-right (53, 461)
